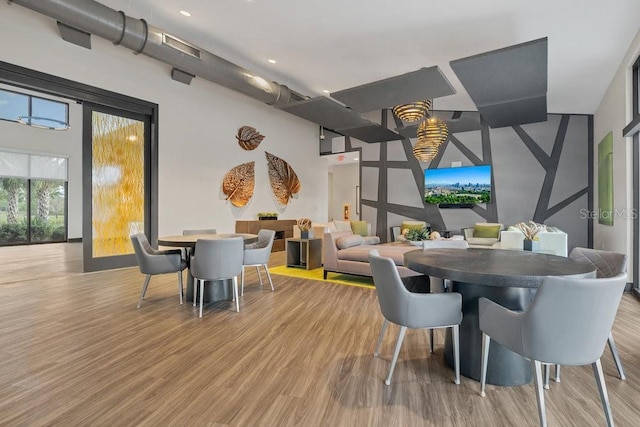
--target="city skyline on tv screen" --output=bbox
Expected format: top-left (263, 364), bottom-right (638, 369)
top-left (424, 165), bottom-right (491, 205)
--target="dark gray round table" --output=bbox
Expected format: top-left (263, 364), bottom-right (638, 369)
top-left (404, 248), bottom-right (596, 386)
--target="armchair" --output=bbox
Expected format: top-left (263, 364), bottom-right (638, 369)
top-left (479, 273), bottom-right (627, 426)
top-left (462, 222), bottom-right (503, 247)
top-left (131, 234), bottom-right (187, 308)
top-left (241, 229), bottom-right (276, 295)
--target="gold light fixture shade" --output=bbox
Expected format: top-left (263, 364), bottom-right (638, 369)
top-left (413, 137), bottom-right (441, 162)
top-left (392, 100), bottom-right (432, 123)
top-left (417, 117), bottom-right (449, 145)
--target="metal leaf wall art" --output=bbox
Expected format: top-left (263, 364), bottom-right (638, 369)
top-left (236, 125), bottom-right (265, 150)
top-left (222, 161), bottom-right (255, 207)
top-left (266, 151), bottom-right (301, 206)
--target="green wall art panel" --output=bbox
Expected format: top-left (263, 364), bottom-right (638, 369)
top-left (598, 132), bottom-right (613, 226)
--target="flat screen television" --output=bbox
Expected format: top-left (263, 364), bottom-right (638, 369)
top-left (424, 165), bottom-right (491, 206)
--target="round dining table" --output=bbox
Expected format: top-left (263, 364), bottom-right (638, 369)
top-left (404, 248), bottom-right (596, 386)
top-left (158, 233), bottom-right (258, 304)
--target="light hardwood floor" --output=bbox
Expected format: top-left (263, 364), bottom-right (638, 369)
top-left (1, 243), bottom-right (640, 426)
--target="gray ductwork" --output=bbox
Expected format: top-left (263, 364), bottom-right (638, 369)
top-left (8, 0), bottom-right (295, 107)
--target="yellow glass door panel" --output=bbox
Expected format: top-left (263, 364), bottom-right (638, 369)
top-left (91, 112), bottom-right (145, 257)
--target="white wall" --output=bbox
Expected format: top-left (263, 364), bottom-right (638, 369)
top-left (593, 27), bottom-right (640, 280)
top-left (328, 163), bottom-right (359, 221)
top-left (0, 4), bottom-right (328, 237)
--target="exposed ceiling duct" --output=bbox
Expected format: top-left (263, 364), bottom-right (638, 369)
top-left (8, 0), bottom-right (298, 107)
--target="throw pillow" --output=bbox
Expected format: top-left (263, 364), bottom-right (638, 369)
top-left (336, 234), bottom-right (364, 249)
top-left (361, 236), bottom-right (381, 245)
top-left (474, 224), bottom-right (501, 238)
top-left (351, 220), bottom-right (368, 237)
top-left (333, 220), bottom-right (352, 232)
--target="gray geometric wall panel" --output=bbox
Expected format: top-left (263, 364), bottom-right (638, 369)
top-left (347, 109), bottom-right (592, 248)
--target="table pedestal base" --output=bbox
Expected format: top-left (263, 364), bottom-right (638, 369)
top-left (185, 273), bottom-right (233, 304)
top-left (444, 281), bottom-right (536, 386)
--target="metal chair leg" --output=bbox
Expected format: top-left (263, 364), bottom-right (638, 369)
top-left (555, 364), bottom-right (561, 383)
top-left (241, 267), bottom-right (246, 296)
top-left (198, 279), bottom-right (205, 318)
top-left (607, 332), bottom-right (626, 380)
top-left (544, 364), bottom-right (550, 390)
top-left (264, 264), bottom-right (274, 291)
top-left (233, 276), bottom-right (240, 312)
top-left (452, 325), bottom-right (460, 385)
top-left (385, 326), bottom-right (407, 386)
top-left (256, 266), bottom-right (263, 286)
top-left (593, 359), bottom-right (615, 427)
top-left (177, 271), bottom-right (183, 304)
top-left (374, 319), bottom-right (388, 357)
top-left (137, 274), bottom-right (152, 308)
top-left (480, 333), bottom-right (490, 396)
top-left (533, 360), bottom-right (548, 427)
top-left (429, 329), bottom-right (435, 353)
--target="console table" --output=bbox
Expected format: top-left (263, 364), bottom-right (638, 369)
top-left (235, 219), bottom-right (296, 252)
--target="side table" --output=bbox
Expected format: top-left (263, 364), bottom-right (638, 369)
top-left (286, 238), bottom-right (322, 270)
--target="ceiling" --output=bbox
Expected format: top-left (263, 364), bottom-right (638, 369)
top-left (96, 0), bottom-right (640, 115)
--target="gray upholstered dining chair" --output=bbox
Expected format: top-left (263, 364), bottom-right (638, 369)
top-left (182, 229), bottom-right (217, 262)
top-left (241, 229), bottom-right (276, 296)
top-left (190, 237), bottom-right (244, 317)
top-left (547, 247), bottom-right (629, 385)
top-left (131, 234), bottom-right (187, 309)
top-left (479, 273), bottom-right (627, 427)
top-left (368, 250), bottom-right (463, 386)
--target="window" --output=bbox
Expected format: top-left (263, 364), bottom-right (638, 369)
top-left (0, 151), bottom-right (68, 245)
top-left (0, 88), bottom-right (69, 130)
top-left (626, 56), bottom-right (640, 292)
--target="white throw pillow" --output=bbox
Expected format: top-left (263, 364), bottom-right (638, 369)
top-left (336, 234), bottom-right (363, 249)
top-left (333, 220), bottom-right (353, 232)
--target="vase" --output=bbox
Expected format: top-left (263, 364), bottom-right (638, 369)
top-left (523, 240), bottom-right (540, 251)
top-left (300, 230), bottom-right (309, 239)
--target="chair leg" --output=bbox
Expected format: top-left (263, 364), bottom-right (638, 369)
top-left (480, 332), bottom-right (490, 396)
top-left (193, 277), bottom-right (198, 307)
top-left (241, 266), bottom-right (245, 296)
top-left (544, 364), bottom-right (550, 390)
top-left (374, 319), bottom-right (388, 357)
top-left (263, 264), bottom-right (274, 291)
top-left (385, 326), bottom-right (407, 386)
top-left (177, 271), bottom-right (183, 304)
top-left (233, 276), bottom-right (239, 312)
top-left (555, 364), bottom-right (561, 383)
top-left (429, 329), bottom-right (434, 353)
top-left (533, 360), bottom-right (547, 427)
top-left (452, 325), bottom-right (460, 385)
top-left (256, 266), bottom-right (263, 286)
top-left (199, 279), bottom-right (205, 318)
top-left (137, 274), bottom-right (152, 308)
top-left (593, 359), bottom-right (615, 427)
top-left (607, 332), bottom-right (626, 380)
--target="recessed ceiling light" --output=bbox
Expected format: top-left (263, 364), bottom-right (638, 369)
top-left (268, 59), bottom-right (277, 64)
top-left (180, 10), bottom-right (191, 17)
top-left (323, 90), bottom-right (330, 93)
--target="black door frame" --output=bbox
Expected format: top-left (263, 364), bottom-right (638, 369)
top-left (0, 61), bottom-right (159, 271)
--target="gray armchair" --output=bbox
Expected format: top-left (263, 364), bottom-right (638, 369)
top-left (368, 250), bottom-right (462, 386)
top-left (549, 247), bottom-right (629, 383)
top-left (241, 229), bottom-right (276, 296)
top-left (182, 229), bottom-right (217, 263)
top-left (479, 273), bottom-right (627, 427)
top-left (190, 237), bottom-right (244, 317)
top-left (131, 234), bottom-right (187, 309)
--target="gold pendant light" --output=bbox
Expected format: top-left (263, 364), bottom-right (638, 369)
top-left (413, 137), bottom-right (441, 162)
top-left (392, 100), bottom-right (432, 123)
top-left (417, 117), bottom-right (449, 145)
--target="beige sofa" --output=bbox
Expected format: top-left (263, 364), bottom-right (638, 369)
top-left (323, 231), bottom-right (422, 279)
